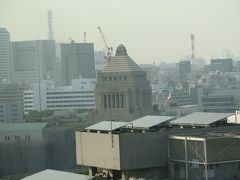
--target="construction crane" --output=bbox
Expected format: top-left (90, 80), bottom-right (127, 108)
top-left (97, 26), bottom-right (113, 62)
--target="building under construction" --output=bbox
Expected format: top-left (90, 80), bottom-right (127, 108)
top-left (169, 132), bottom-right (240, 180)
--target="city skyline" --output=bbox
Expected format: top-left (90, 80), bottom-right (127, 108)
top-left (1, 0), bottom-right (240, 64)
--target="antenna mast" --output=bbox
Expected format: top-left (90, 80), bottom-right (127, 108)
top-left (83, 32), bottom-right (87, 43)
top-left (191, 34), bottom-right (196, 69)
top-left (48, 10), bottom-right (54, 40)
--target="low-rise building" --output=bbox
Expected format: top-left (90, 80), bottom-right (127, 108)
top-left (0, 83), bottom-right (24, 122)
top-left (23, 78), bottom-right (95, 114)
top-left (210, 58), bottom-right (234, 72)
top-left (0, 123), bottom-right (77, 178)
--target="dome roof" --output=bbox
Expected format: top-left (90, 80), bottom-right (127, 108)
top-left (102, 44), bottom-right (143, 73)
top-left (115, 44), bottom-right (128, 56)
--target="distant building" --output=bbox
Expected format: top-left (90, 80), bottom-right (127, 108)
top-left (169, 90), bottom-right (191, 107)
top-left (178, 60), bottom-right (191, 80)
top-left (201, 95), bottom-right (236, 113)
top-left (61, 42), bottom-right (95, 85)
top-left (23, 78), bottom-right (95, 114)
top-left (11, 40), bottom-right (57, 84)
top-left (211, 58), bottom-right (234, 72)
top-left (0, 28), bottom-right (11, 81)
top-left (140, 64), bottom-right (160, 83)
top-left (0, 83), bottom-right (24, 122)
top-left (94, 51), bottom-right (106, 72)
top-left (94, 44), bottom-right (152, 122)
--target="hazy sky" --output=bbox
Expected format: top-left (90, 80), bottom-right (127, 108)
top-left (0, 0), bottom-right (240, 64)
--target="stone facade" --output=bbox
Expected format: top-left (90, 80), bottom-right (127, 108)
top-left (94, 44), bottom-right (152, 122)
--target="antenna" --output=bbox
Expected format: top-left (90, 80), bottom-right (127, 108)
top-left (191, 34), bottom-right (196, 70)
top-left (191, 34), bottom-right (195, 60)
top-left (83, 32), bottom-right (87, 43)
top-left (47, 10), bottom-right (54, 40)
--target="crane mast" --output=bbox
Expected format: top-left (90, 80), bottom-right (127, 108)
top-left (97, 26), bottom-right (113, 62)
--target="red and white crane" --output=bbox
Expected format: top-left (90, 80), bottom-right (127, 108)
top-left (97, 26), bottom-right (113, 62)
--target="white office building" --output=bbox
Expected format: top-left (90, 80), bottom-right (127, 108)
top-left (23, 78), bottom-right (95, 114)
top-left (0, 28), bottom-right (11, 81)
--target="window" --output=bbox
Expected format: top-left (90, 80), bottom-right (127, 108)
top-left (25, 135), bottom-right (30, 141)
top-left (121, 94), bottom-right (124, 108)
top-left (123, 76), bottom-right (127, 80)
top-left (5, 136), bottom-right (10, 141)
top-left (180, 166), bottom-right (185, 178)
top-left (108, 94), bottom-right (111, 108)
top-left (104, 95), bottom-right (107, 108)
top-left (112, 94), bottom-right (115, 108)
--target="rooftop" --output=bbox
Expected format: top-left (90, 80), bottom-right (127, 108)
top-left (85, 121), bottom-right (129, 132)
top-left (170, 112), bottom-right (233, 127)
top-left (21, 169), bottom-right (92, 180)
top-left (0, 123), bottom-right (48, 132)
top-left (102, 44), bottom-right (143, 73)
top-left (130, 115), bottom-right (175, 129)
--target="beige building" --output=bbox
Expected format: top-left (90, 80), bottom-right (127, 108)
top-left (94, 44), bottom-right (152, 122)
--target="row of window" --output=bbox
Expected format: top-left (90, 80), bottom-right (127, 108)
top-left (24, 101), bottom-right (34, 103)
top-left (102, 76), bottom-right (127, 82)
top-left (46, 91), bottom-right (93, 95)
top-left (46, 95), bottom-right (93, 99)
top-left (47, 100), bottom-right (94, 103)
top-left (24, 97), bottom-right (34, 99)
top-left (4, 135), bottom-right (30, 141)
top-left (47, 104), bottom-right (93, 108)
top-left (102, 94), bottom-right (126, 109)
top-left (24, 105), bottom-right (33, 108)
top-left (24, 93), bottom-right (33, 95)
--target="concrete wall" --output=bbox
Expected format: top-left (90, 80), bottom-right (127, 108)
top-left (76, 132), bottom-right (121, 170)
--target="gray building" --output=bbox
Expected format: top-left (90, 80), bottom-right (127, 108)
top-left (178, 60), bottom-right (191, 80)
top-left (61, 42), bottom-right (95, 85)
top-left (94, 44), bottom-right (152, 122)
top-left (11, 40), bottom-right (57, 84)
top-left (76, 113), bottom-right (240, 179)
top-left (0, 28), bottom-right (11, 81)
top-left (211, 58), bottom-right (234, 72)
top-left (94, 51), bottom-right (106, 72)
top-left (0, 83), bottom-right (24, 122)
top-left (169, 132), bottom-right (240, 180)
top-left (0, 123), bottom-right (77, 178)
top-left (201, 95), bottom-right (236, 113)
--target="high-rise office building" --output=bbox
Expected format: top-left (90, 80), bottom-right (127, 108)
top-left (11, 40), bottom-right (57, 84)
top-left (0, 28), bottom-right (11, 81)
top-left (61, 42), bottom-right (95, 85)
